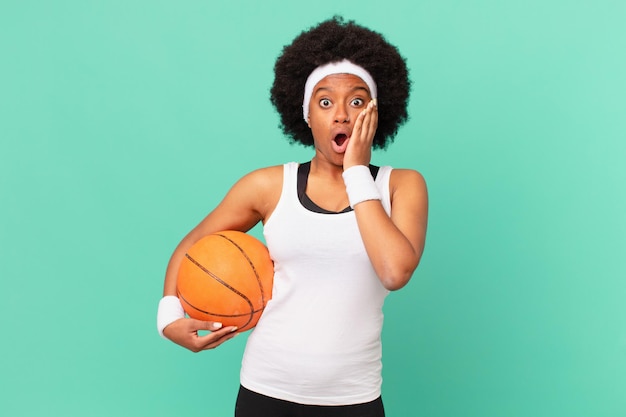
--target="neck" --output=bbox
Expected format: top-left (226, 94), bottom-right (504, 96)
top-left (310, 156), bottom-right (345, 180)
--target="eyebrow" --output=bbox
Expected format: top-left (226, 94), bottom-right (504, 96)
top-left (313, 85), bottom-right (370, 96)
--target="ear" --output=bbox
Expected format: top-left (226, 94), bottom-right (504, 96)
top-left (306, 117), bottom-right (311, 128)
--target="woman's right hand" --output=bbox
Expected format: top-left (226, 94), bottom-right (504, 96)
top-left (163, 318), bottom-right (238, 352)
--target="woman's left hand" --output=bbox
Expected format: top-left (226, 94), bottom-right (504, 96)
top-left (344, 99), bottom-right (378, 169)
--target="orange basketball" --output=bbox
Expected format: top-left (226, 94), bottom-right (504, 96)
top-left (177, 230), bottom-right (274, 332)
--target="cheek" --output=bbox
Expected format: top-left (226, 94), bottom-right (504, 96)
top-left (308, 120), bottom-right (328, 142)
top-left (350, 108), bottom-right (363, 119)
top-left (307, 115), bottom-right (323, 131)
top-left (309, 122), bottom-right (322, 136)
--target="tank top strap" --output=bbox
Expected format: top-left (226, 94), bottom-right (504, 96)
top-left (275, 162), bottom-right (301, 213)
top-left (282, 162), bottom-right (299, 200)
top-left (276, 162), bottom-right (393, 216)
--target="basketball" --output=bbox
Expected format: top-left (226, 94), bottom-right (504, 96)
top-left (176, 230), bottom-right (274, 332)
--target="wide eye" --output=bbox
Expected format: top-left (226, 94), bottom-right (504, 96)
top-left (351, 98), bottom-right (364, 107)
top-left (319, 98), bottom-right (332, 108)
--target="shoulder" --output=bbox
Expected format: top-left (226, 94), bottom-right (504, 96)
top-left (240, 164), bottom-right (284, 183)
top-left (232, 164), bottom-right (285, 221)
top-left (388, 168), bottom-right (428, 204)
top-left (389, 168), bottom-right (426, 189)
top-left (229, 164), bottom-right (284, 197)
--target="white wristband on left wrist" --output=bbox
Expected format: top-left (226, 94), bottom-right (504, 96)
top-left (157, 295), bottom-right (185, 339)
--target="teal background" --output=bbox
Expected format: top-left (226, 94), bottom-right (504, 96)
top-left (1, 1), bottom-right (625, 416)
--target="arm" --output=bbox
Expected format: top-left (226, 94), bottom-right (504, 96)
top-left (353, 170), bottom-right (428, 290)
top-left (344, 100), bottom-right (429, 290)
top-left (160, 166), bottom-right (282, 351)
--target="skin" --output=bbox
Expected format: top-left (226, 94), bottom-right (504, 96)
top-left (161, 73), bottom-right (428, 352)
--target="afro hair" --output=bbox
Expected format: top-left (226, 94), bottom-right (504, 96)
top-left (270, 16), bottom-right (411, 150)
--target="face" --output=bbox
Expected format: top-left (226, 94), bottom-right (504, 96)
top-left (307, 73), bottom-right (372, 166)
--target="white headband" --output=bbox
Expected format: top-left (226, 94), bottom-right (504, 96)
top-left (302, 59), bottom-right (377, 121)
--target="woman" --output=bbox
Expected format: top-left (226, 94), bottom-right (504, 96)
top-left (157, 17), bottom-right (428, 417)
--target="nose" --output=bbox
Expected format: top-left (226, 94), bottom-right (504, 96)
top-left (334, 103), bottom-right (349, 123)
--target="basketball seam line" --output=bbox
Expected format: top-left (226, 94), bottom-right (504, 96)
top-left (216, 233), bottom-right (268, 305)
top-left (183, 249), bottom-right (255, 328)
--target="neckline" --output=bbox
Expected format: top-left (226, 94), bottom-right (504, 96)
top-left (296, 161), bottom-right (379, 214)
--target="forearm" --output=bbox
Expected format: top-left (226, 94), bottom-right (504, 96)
top-left (163, 241), bottom-right (190, 296)
top-left (343, 165), bottom-right (428, 290)
top-left (353, 200), bottom-right (422, 290)
top-left (162, 225), bottom-right (210, 296)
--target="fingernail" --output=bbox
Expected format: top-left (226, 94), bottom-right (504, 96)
top-left (372, 98), bottom-right (378, 107)
top-left (231, 327), bottom-right (238, 333)
top-left (214, 322), bottom-right (223, 329)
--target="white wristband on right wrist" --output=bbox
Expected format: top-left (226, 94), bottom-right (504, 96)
top-left (157, 295), bottom-right (185, 339)
top-left (342, 165), bottom-right (381, 208)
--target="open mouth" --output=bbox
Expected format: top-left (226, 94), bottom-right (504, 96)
top-left (334, 134), bottom-right (348, 146)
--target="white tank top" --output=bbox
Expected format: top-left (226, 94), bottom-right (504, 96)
top-left (240, 162), bottom-right (393, 406)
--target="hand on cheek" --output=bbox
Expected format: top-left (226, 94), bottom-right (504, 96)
top-left (344, 99), bottom-right (378, 169)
